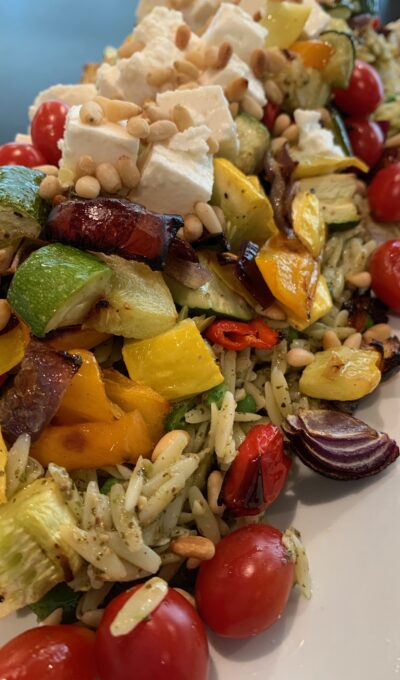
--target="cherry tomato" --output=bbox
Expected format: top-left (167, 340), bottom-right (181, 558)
top-left (0, 142), bottom-right (46, 167)
top-left (0, 625), bottom-right (97, 679)
top-left (346, 118), bottom-right (384, 168)
top-left (368, 163), bottom-right (400, 223)
top-left (196, 524), bottom-right (295, 639)
top-left (370, 240), bottom-right (400, 313)
top-left (31, 100), bottom-right (69, 165)
top-left (263, 101), bottom-right (280, 132)
top-left (334, 60), bottom-right (383, 117)
top-left (96, 585), bottom-right (209, 680)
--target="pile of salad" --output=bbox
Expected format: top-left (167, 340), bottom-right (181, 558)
top-left (0, 0), bottom-right (399, 678)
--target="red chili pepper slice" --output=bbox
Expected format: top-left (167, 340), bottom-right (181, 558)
top-left (220, 424), bottom-right (292, 517)
top-left (204, 319), bottom-right (280, 351)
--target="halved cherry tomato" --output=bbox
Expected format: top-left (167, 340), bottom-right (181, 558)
top-left (334, 60), bottom-right (383, 117)
top-left (0, 143), bottom-right (46, 167)
top-left (370, 239), bottom-right (400, 312)
top-left (31, 100), bottom-right (69, 165)
top-left (291, 40), bottom-right (335, 69)
top-left (346, 118), bottom-right (384, 168)
top-left (205, 319), bottom-right (280, 351)
top-left (0, 625), bottom-right (97, 679)
top-left (368, 163), bottom-right (400, 223)
top-left (221, 423), bottom-right (291, 516)
top-left (96, 586), bottom-right (209, 680)
top-left (196, 524), bottom-right (295, 639)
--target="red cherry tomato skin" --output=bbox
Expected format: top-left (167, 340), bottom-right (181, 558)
top-left (0, 625), bottom-right (97, 680)
top-left (196, 525), bottom-right (295, 639)
top-left (370, 240), bottom-right (400, 313)
top-left (368, 163), bottom-right (400, 223)
top-left (346, 118), bottom-right (384, 168)
top-left (334, 60), bottom-right (383, 117)
top-left (96, 586), bottom-right (209, 680)
top-left (31, 100), bottom-right (69, 165)
top-left (263, 102), bottom-right (280, 132)
top-left (0, 143), bottom-right (46, 168)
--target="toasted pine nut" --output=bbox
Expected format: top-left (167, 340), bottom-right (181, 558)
top-left (204, 46), bottom-right (218, 68)
top-left (144, 103), bottom-right (171, 123)
top-left (363, 323), bottom-right (392, 344)
top-left (207, 470), bottom-right (225, 515)
top-left (174, 59), bottom-right (200, 80)
top-left (185, 50), bottom-right (206, 70)
top-left (171, 536), bottom-right (216, 561)
top-left (175, 24), bottom-right (191, 50)
top-left (212, 205), bottom-right (226, 227)
top-left (273, 113), bottom-right (291, 137)
top-left (117, 156), bottom-right (140, 189)
top-left (79, 609), bottom-right (104, 629)
top-left (146, 67), bottom-right (175, 87)
top-left (194, 202), bottom-right (223, 234)
top-left (345, 271), bottom-right (372, 289)
top-left (207, 136), bottom-right (220, 154)
top-left (287, 348), bottom-right (315, 368)
top-left (264, 79), bottom-right (284, 106)
top-left (151, 430), bottom-right (190, 463)
top-left (183, 214), bottom-right (203, 242)
top-left (229, 102), bottom-right (239, 118)
top-left (0, 299), bottom-right (11, 332)
top-left (127, 116), bottom-right (150, 138)
top-left (173, 588), bottom-right (197, 608)
top-left (79, 101), bottom-right (104, 126)
top-left (224, 77), bottom-right (248, 103)
top-left (176, 227), bottom-right (185, 240)
top-left (317, 107), bottom-right (332, 126)
top-left (343, 332), bottom-right (362, 349)
top-left (271, 136), bottom-right (287, 155)
top-left (95, 163), bottom-right (122, 194)
top-left (148, 120), bottom-right (178, 142)
top-left (186, 557), bottom-right (201, 570)
top-left (323, 329), bottom-right (341, 350)
top-left (250, 48), bottom-right (270, 78)
top-left (216, 42), bottom-right (233, 69)
top-left (76, 154), bottom-right (96, 177)
top-left (282, 123), bottom-right (299, 143)
top-left (94, 96), bottom-right (142, 122)
top-left (117, 36), bottom-right (144, 59)
top-left (34, 164), bottom-right (59, 176)
top-left (172, 104), bottom-right (194, 132)
top-left (241, 94), bottom-right (263, 120)
top-left (264, 302), bottom-right (287, 321)
top-left (264, 48), bottom-right (288, 73)
top-left (39, 175), bottom-right (62, 200)
top-left (58, 167), bottom-right (75, 189)
top-left (385, 132), bottom-right (400, 149)
top-left (75, 175), bottom-right (101, 199)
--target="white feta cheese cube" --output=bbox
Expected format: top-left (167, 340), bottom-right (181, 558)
top-left (132, 125), bottom-right (213, 215)
top-left (200, 53), bottom-right (266, 107)
top-left (202, 3), bottom-right (267, 65)
top-left (97, 38), bottom-right (181, 106)
top-left (29, 84), bottom-right (97, 120)
top-left (136, 0), bottom-right (168, 22)
top-left (302, 0), bottom-right (331, 38)
top-left (133, 6), bottom-right (200, 49)
top-left (156, 85), bottom-right (238, 158)
top-left (294, 109), bottom-right (344, 158)
top-left (239, 0), bottom-right (263, 18)
top-left (136, 0), bottom-right (220, 33)
top-left (60, 105), bottom-right (140, 176)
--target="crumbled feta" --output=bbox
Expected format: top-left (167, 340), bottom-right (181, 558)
top-left (133, 6), bottom-right (200, 49)
top-left (156, 85), bottom-right (238, 158)
top-left (14, 133), bottom-right (32, 144)
top-left (29, 84), bottom-right (97, 120)
top-left (200, 53), bottom-right (266, 107)
top-left (132, 125), bottom-right (213, 215)
top-left (294, 109), bottom-right (344, 158)
top-left (60, 105), bottom-right (140, 176)
top-left (202, 3), bottom-right (267, 65)
top-left (302, 0), bottom-right (331, 38)
top-left (97, 38), bottom-right (181, 106)
top-left (136, 0), bottom-right (220, 33)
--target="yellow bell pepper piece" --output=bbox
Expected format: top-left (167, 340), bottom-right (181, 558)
top-left (103, 369), bottom-right (170, 443)
top-left (45, 328), bottom-right (111, 352)
top-left (292, 155), bottom-right (369, 179)
top-left (284, 275), bottom-right (333, 331)
top-left (212, 159), bottom-right (278, 251)
top-left (208, 254), bottom-right (258, 308)
top-left (0, 325), bottom-right (27, 376)
top-left (123, 319), bottom-right (223, 400)
top-left (262, 0), bottom-right (311, 49)
top-left (0, 430), bottom-right (7, 504)
top-left (31, 411), bottom-right (153, 471)
top-left (54, 349), bottom-right (121, 425)
top-left (256, 234), bottom-right (319, 321)
top-left (299, 347), bottom-right (381, 401)
top-left (247, 175), bottom-right (266, 195)
top-left (292, 191), bottom-right (326, 258)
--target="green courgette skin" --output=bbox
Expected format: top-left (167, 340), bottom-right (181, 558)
top-left (0, 166), bottom-right (49, 246)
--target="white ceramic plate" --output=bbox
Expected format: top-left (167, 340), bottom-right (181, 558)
top-left (1, 318), bottom-right (399, 680)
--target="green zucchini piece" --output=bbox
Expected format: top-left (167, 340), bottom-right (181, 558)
top-left (0, 166), bottom-right (49, 247)
top-left (8, 243), bottom-right (112, 338)
top-left (328, 220), bottom-right (361, 232)
top-left (321, 30), bottom-right (356, 88)
top-left (296, 174), bottom-right (360, 227)
top-left (234, 114), bottom-right (270, 175)
top-left (328, 107), bottom-right (353, 156)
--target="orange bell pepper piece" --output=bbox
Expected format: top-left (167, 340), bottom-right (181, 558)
top-left (45, 327), bottom-right (111, 352)
top-left (31, 410), bottom-right (153, 470)
top-left (103, 369), bottom-right (170, 443)
top-left (291, 40), bottom-right (335, 70)
top-left (54, 349), bottom-right (122, 425)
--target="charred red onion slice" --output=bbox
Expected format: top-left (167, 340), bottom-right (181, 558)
top-left (0, 340), bottom-right (81, 444)
top-left (47, 198), bottom-right (182, 270)
top-left (164, 238), bottom-right (211, 289)
top-left (235, 241), bottom-right (274, 308)
top-left (283, 409), bottom-right (399, 480)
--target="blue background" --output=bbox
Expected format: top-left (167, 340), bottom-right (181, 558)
top-left (0, 0), bottom-right (397, 144)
